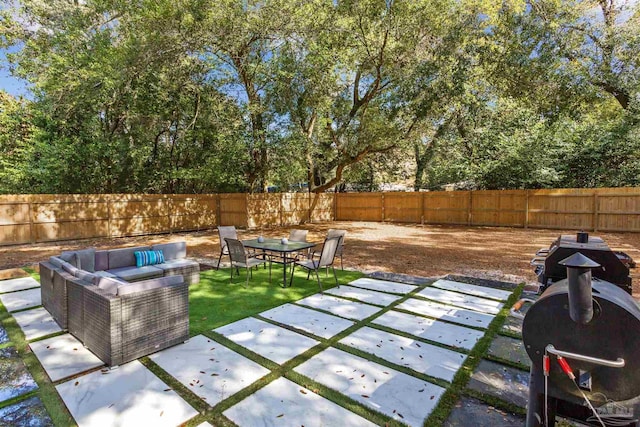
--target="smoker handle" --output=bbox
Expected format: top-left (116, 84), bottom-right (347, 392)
top-left (530, 257), bottom-right (545, 266)
top-left (536, 249), bottom-right (550, 256)
top-left (546, 345), bottom-right (625, 368)
top-left (509, 298), bottom-right (536, 320)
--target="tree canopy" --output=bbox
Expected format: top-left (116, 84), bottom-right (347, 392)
top-left (1, 0), bottom-right (638, 194)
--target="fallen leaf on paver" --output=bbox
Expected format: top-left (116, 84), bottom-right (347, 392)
top-left (397, 413), bottom-right (404, 419)
top-left (336, 370), bottom-right (343, 373)
top-left (348, 377), bottom-right (354, 380)
top-left (74, 381), bottom-right (79, 386)
top-left (393, 410), bottom-right (396, 414)
top-left (46, 346), bottom-right (50, 349)
top-left (189, 383), bottom-right (194, 386)
top-left (360, 374), bottom-right (365, 378)
top-left (430, 395), bottom-right (435, 400)
top-left (361, 395), bottom-right (369, 398)
top-left (276, 414), bottom-right (284, 418)
top-left (200, 371), bottom-right (205, 374)
top-left (383, 371), bottom-right (389, 375)
top-left (415, 343), bottom-right (421, 347)
top-left (299, 389), bottom-right (307, 394)
top-left (108, 404), bottom-right (114, 408)
top-left (73, 348), bottom-right (78, 351)
top-left (160, 411), bottom-right (164, 417)
top-left (211, 373), bottom-right (219, 376)
top-left (163, 388), bottom-right (171, 392)
top-left (418, 389), bottom-right (424, 392)
top-left (400, 347), bottom-right (404, 350)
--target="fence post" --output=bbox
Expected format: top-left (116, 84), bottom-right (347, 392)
top-left (381, 193), bottom-right (385, 222)
top-left (525, 189), bottom-right (529, 229)
top-left (107, 194), bottom-right (112, 238)
top-left (333, 192), bottom-right (337, 221)
top-left (279, 193), bottom-right (284, 227)
top-left (593, 193), bottom-right (599, 232)
top-left (420, 192), bottom-right (425, 225)
top-left (28, 199), bottom-right (35, 244)
top-left (468, 191), bottom-right (472, 226)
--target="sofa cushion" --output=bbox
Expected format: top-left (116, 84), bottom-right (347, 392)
top-left (94, 276), bottom-right (127, 296)
top-left (75, 269), bottom-right (97, 283)
top-left (74, 248), bottom-right (96, 272)
top-left (61, 261), bottom-right (80, 276)
top-left (60, 251), bottom-right (78, 267)
top-left (117, 275), bottom-right (183, 296)
top-left (94, 270), bottom-right (117, 279)
top-left (151, 242), bottom-right (186, 260)
top-left (49, 256), bottom-right (64, 268)
top-left (107, 265), bottom-right (163, 282)
top-left (95, 251), bottom-right (109, 271)
top-left (155, 258), bottom-right (199, 270)
top-left (107, 246), bottom-right (150, 270)
top-left (134, 250), bottom-right (165, 267)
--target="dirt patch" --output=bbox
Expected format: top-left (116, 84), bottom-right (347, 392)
top-left (2, 221), bottom-right (639, 297)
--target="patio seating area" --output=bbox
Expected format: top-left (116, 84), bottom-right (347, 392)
top-left (0, 258), bottom-right (534, 426)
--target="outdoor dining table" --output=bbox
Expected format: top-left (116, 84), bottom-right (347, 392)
top-left (242, 238), bottom-right (316, 287)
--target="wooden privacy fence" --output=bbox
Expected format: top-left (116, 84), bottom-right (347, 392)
top-left (1, 188), bottom-right (638, 245)
top-left (0, 193), bottom-right (334, 246)
top-left (335, 187), bottom-right (640, 232)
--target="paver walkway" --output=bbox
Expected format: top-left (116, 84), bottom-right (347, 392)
top-left (0, 271), bottom-right (531, 426)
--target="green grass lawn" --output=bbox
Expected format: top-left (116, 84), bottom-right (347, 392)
top-left (189, 266), bottom-right (364, 335)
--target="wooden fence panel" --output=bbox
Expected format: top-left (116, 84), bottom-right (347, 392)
top-left (383, 193), bottom-right (421, 223)
top-left (472, 190), bottom-right (526, 227)
top-left (281, 193), bottom-right (309, 225)
top-left (247, 193), bottom-right (281, 228)
top-left (423, 191), bottom-right (470, 225)
top-left (170, 195), bottom-right (218, 232)
top-left (595, 188), bottom-right (640, 232)
top-left (310, 193), bottom-right (334, 222)
top-left (527, 189), bottom-right (595, 230)
top-left (219, 193), bottom-right (248, 228)
top-left (336, 193), bottom-right (383, 221)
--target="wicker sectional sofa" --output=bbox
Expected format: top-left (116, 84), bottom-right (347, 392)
top-left (39, 241), bottom-right (199, 367)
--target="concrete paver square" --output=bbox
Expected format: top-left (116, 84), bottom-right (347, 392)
top-left (488, 335), bottom-right (530, 368)
top-left (223, 377), bottom-right (377, 427)
top-left (56, 360), bottom-right (198, 427)
top-left (259, 304), bottom-right (354, 339)
top-left (444, 396), bottom-right (525, 427)
top-left (12, 307), bottom-right (62, 341)
top-left (29, 334), bottom-right (104, 382)
top-left (148, 335), bottom-right (270, 406)
top-left (0, 288), bottom-right (41, 312)
top-left (0, 347), bottom-right (38, 403)
top-left (348, 278), bottom-right (417, 294)
top-left (214, 317), bottom-right (319, 364)
top-left (397, 298), bottom-right (495, 329)
top-left (295, 347), bottom-right (445, 427)
top-left (431, 279), bottom-right (512, 301)
top-left (325, 285), bottom-right (402, 306)
top-left (0, 396), bottom-right (53, 427)
top-left (417, 287), bottom-right (503, 314)
top-left (466, 360), bottom-right (529, 408)
top-left (295, 293), bottom-right (381, 320)
top-left (373, 310), bottom-right (484, 350)
top-left (339, 327), bottom-right (467, 382)
top-left (0, 277), bottom-right (40, 294)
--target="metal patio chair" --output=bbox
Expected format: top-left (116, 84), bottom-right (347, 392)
top-left (216, 226), bottom-right (238, 269)
top-left (225, 238), bottom-right (271, 287)
top-left (289, 236), bottom-right (341, 293)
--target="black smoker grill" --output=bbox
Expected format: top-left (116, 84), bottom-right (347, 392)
top-left (519, 253), bottom-right (640, 426)
top-left (531, 232), bottom-right (635, 294)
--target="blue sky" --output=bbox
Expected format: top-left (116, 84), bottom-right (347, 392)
top-left (0, 45), bottom-right (32, 98)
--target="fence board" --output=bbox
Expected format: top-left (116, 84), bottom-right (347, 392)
top-left (383, 193), bottom-right (421, 223)
top-left (422, 191), bottom-right (470, 225)
top-left (336, 193), bottom-right (383, 221)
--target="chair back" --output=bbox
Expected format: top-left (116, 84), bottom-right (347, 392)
top-left (327, 229), bottom-right (346, 254)
top-left (289, 229), bottom-right (308, 242)
top-left (218, 226), bottom-right (238, 251)
top-left (225, 238), bottom-right (247, 264)
top-left (319, 237), bottom-right (341, 267)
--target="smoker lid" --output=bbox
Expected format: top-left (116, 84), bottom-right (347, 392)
top-left (558, 252), bottom-right (601, 269)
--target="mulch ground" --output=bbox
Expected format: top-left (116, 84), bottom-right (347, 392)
top-left (2, 221), bottom-right (639, 297)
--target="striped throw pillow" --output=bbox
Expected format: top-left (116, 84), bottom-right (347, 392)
top-left (134, 250), bottom-right (165, 267)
